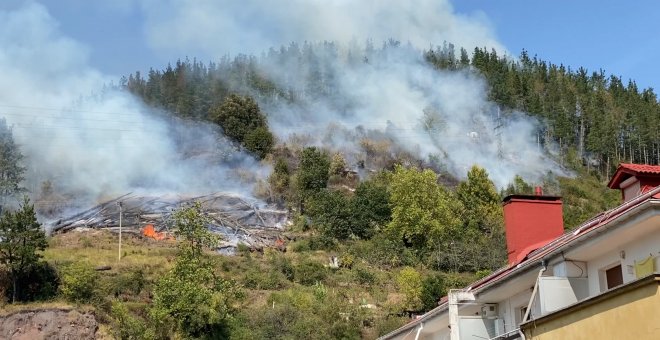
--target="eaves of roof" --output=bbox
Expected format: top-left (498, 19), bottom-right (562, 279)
top-left (607, 163), bottom-right (660, 189)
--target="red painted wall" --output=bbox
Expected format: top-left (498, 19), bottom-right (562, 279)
top-left (503, 196), bottom-right (564, 265)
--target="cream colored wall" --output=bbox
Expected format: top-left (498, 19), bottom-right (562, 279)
top-left (524, 282), bottom-right (660, 340)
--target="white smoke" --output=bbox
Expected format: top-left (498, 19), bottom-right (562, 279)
top-left (139, 0), bottom-right (504, 58)
top-left (0, 0), bottom-right (568, 207)
top-left (0, 3), bottom-right (265, 205)
top-left (136, 0), bottom-right (567, 186)
top-left (256, 44), bottom-right (566, 187)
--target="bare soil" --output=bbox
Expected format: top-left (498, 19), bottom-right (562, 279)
top-left (0, 308), bottom-right (98, 340)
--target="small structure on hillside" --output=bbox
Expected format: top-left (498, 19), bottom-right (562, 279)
top-left (49, 193), bottom-right (289, 254)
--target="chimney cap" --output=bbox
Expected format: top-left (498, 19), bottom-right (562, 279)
top-left (502, 194), bottom-right (561, 204)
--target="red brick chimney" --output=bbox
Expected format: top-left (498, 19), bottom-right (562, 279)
top-left (607, 163), bottom-right (660, 202)
top-left (502, 188), bottom-right (564, 265)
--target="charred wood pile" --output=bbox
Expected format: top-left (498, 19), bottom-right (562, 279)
top-left (49, 193), bottom-right (289, 254)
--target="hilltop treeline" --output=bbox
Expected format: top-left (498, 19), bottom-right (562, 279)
top-left (123, 42), bottom-right (660, 179)
top-left (428, 44), bottom-right (660, 177)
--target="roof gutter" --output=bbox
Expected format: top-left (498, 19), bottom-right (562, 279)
top-left (381, 187), bottom-right (660, 339)
top-left (472, 191), bottom-right (660, 296)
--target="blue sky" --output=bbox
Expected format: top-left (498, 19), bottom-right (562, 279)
top-left (453, 1), bottom-right (660, 91)
top-left (10, 0), bottom-right (660, 91)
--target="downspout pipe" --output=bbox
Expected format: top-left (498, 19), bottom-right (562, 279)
top-left (522, 261), bottom-right (547, 323)
top-left (414, 322), bottom-right (423, 340)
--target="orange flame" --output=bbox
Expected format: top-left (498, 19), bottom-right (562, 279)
top-left (142, 224), bottom-right (174, 241)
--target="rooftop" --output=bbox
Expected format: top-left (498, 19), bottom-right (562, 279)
top-left (381, 184), bottom-right (660, 339)
top-left (608, 163), bottom-right (660, 189)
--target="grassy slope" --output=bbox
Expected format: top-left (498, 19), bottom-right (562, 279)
top-left (27, 230), bottom-right (421, 339)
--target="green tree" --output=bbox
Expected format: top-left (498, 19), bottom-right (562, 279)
top-left (502, 175), bottom-right (533, 196)
top-left (268, 158), bottom-right (290, 204)
top-left (387, 166), bottom-right (460, 252)
top-left (396, 266), bottom-right (423, 311)
top-left (243, 126), bottom-right (275, 159)
top-left (328, 152), bottom-right (347, 176)
top-left (353, 180), bottom-right (391, 229)
top-left (306, 190), bottom-right (353, 239)
top-left (150, 202), bottom-right (238, 339)
top-left (0, 118), bottom-right (25, 206)
top-left (296, 147), bottom-right (330, 212)
top-left (209, 94), bottom-right (274, 159)
top-left (306, 179), bottom-right (390, 241)
top-left (420, 274), bottom-right (446, 311)
top-left (456, 166), bottom-right (503, 235)
top-left (0, 196), bottom-right (47, 303)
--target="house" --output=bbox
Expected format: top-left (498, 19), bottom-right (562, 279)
top-left (381, 163), bottom-right (660, 340)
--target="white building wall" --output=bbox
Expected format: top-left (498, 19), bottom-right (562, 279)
top-left (586, 227), bottom-right (660, 295)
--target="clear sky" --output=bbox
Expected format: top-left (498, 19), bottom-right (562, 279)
top-left (452, 1), bottom-right (660, 91)
top-left (7, 0), bottom-right (660, 91)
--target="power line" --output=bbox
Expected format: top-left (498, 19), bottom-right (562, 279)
top-left (0, 112), bottom-right (150, 125)
top-left (0, 104), bottom-right (147, 118)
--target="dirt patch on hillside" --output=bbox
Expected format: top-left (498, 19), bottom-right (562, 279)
top-left (0, 308), bottom-right (98, 339)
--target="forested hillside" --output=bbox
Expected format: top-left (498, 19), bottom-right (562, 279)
top-left (122, 42), bottom-right (660, 179)
top-left (2, 41), bottom-right (655, 339)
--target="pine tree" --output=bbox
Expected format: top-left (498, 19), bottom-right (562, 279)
top-left (0, 196), bottom-right (47, 303)
top-left (0, 118), bottom-right (25, 207)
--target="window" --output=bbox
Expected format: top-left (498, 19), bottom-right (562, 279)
top-left (514, 306), bottom-right (528, 325)
top-left (605, 264), bottom-right (623, 289)
top-left (519, 307), bottom-right (528, 322)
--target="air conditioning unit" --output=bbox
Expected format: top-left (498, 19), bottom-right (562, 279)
top-left (481, 304), bottom-right (498, 318)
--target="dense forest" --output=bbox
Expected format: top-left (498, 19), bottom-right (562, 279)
top-left (1, 41), bottom-right (656, 339)
top-left (122, 42), bottom-right (660, 179)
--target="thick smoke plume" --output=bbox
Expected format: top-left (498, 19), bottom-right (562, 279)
top-left (0, 3), bottom-right (265, 208)
top-left (139, 0), bottom-right (568, 186)
top-left (256, 44), bottom-right (566, 187)
top-left (0, 0), bottom-right (568, 213)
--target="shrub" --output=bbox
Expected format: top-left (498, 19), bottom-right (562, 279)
top-left (420, 274), bottom-right (445, 311)
top-left (307, 234), bottom-right (337, 251)
top-left (396, 267), bottom-right (422, 311)
top-left (243, 126), bottom-right (275, 159)
top-left (290, 239), bottom-right (310, 252)
top-left (110, 301), bottom-right (147, 339)
top-left (236, 243), bottom-right (253, 258)
top-left (271, 255), bottom-right (295, 281)
top-left (4, 261), bottom-right (59, 302)
top-left (294, 260), bottom-right (327, 286)
top-left (339, 253), bottom-right (354, 269)
top-left (59, 262), bottom-right (99, 303)
top-left (354, 266), bottom-right (377, 286)
top-left (243, 269), bottom-right (287, 290)
top-left (110, 269), bottom-right (146, 298)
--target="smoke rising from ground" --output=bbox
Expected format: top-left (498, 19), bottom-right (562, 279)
top-left (137, 0), bottom-right (567, 186)
top-left (257, 44), bottom-right (566, 187)
top-left (0, 0), bottom-right (568, 211)
top-left (0, 3), bottom-right (264, 206)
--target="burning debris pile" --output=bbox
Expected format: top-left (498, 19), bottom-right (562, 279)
top-left (49, 193), bottom-right (289, 254)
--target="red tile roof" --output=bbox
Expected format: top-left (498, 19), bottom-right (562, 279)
top-left (608, 163), bottom-right (660, 189)
top-left (619, 163), bottom-right (660, 174)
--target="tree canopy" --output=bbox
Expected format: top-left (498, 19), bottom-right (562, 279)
top-left (0, 196), bottom-right (47, 302)
top-left (0, 118), bottom-right (25, 206)
top-left (209, 94), bottom-right (274, 159)
top-left (387, 165), bottom-right (461, 252)
top-left (150, 202), bottom-right (238, 338)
